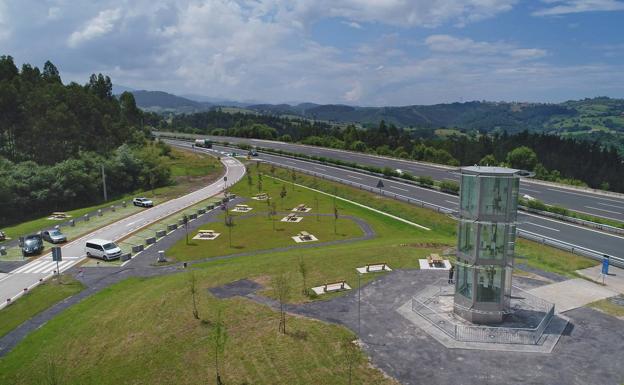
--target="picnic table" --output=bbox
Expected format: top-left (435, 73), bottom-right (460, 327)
top-left (324, 281), bottom-right (347, 293)
top-left (198, 230), bottom-right (216, 238)
top-left (427, 253), bottom-right (444, 266)
top-left (51, 212), bottom-right (69, 219)
top-left (365, 262), bottom-right (388, 272)
top-left (298, 231), bottom-right (312, 240)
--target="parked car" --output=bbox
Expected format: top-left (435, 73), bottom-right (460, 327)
top-left (0, 230), bottom-right (6, 242)
top-left (42, 228), bottom-right (67, 244)
top-left (85, 239), bottom-right (122, 261)
top-left (522, 194), bottom-right (536, 201)
top-left (133, 197), bottom-right (154, 207)
top-left (21, 234), bottom-right (44, 256)
top-left (248, 149), bottom-right (258, 156)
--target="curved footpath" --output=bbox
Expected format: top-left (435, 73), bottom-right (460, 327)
top-left (0, 199), bottom-right (376, 357)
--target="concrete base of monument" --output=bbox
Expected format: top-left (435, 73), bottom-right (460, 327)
top-left (398, 280), bottom-right (568, 353)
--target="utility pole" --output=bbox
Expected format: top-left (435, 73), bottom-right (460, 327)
top-left (101, 164), bottom-right (108, 202)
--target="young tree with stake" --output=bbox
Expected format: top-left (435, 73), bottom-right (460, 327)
top-left (188, 271), bottom-right (200, 320)
top-left (280, 185), bottom-right (287, 209)
top-left (211, 308), bottom-right (228, 385)
top-left (298, 256), bottom-right (308, 296)
top-left (273, 272), bottom-right (291, 334)
top-left (342, 337), bottom-right (360, 385)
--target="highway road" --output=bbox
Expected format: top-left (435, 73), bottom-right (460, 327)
top-left (0, 156), bottom-right (245, 308)
top-left (167, 140), bottom-right (623, 262)
top-left (166, 134), bottom-right (624, 223)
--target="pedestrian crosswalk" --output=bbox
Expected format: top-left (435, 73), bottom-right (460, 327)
top-left (10, 258), bottom-right (81, 275)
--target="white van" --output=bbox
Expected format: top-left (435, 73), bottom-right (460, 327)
top-left (85, 239), bottom-right (122, 260)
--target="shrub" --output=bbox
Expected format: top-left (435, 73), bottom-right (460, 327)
top-left (439, 180), bottom-right (459, 194)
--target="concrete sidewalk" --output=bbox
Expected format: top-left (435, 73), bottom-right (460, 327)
top-left (577, 264), bottom-right (624, 294)
top-left (528, 278), bottom-right (618, 313)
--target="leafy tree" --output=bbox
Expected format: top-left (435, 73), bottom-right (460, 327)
top-left (188, 271), bottom-right (200, 320)
top-left (42, 60), bottom-right (61, 83)
top-left (479, 154), bottom-right (497, 166)
top-left (506, 146), bottom-right (538, 171)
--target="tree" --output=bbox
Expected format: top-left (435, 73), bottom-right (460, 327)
top-left (42, 60), bottom-right (61, 83)
top-left (270, 164), bottom-right (276, 176)
top-left (506, 146), bottom-right (538, 171)
top-left (333, 204), bottom-right (339, 235)
top-left (225, 212), bottom-right (234, 248)
top-left (188, 271), bottom-right (200, 320)
top-left (269, 200), bottom-right (277, 231)
top-left (291, 170), bottom-right (297, 191)
top-left (479, 154), bottom-right (497, 166)
top-left (211, 308), bottom-right (228, 385)
top-left (246, 167), bottom-right (253, 193)
top-left (298, 256), bottom-right (308, 296)
top-left (280, 185), bottom-right (287, 209)
top-left (342, 338), bottom-right (360, 385)
top-left (183, 214), bottom-right (189, 245)
top-left (257, 172), bottom-right (263, 192)
top-left (272, 272), bottom-right (290, 334)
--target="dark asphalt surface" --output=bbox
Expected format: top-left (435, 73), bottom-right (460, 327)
top-left (166, 134), bottom-right (624, 223)
top-left (285, 270), bottom-right (624, 385)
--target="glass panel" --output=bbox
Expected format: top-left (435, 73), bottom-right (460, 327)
top-left (476, 266), bottom-right (502, 303)
top-left (509, 178), bottom-right (519, 218)
top-left (478, 223), bottom-right (507, 260)
top-left (458, 222), bottom-right (476, 255)
top-left (505, 224), bottom-right (517, 258)
top-left (456, 262), bottom-right (473, 300)
top-left (480, 176), bottom-right (510, 217)
top-left (460, 175), bottom-right (478, 217)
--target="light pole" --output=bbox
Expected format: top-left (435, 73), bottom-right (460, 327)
top-left (357, 272), bottom-right (362, 336)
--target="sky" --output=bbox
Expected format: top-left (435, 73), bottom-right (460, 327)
top-left (1, 0), bottom-right (623, 106)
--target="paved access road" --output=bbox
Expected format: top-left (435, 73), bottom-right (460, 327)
top-left (198, 143), bottom-right (622, 260)
top-left (167, 134), bottom-right (624, 223)
top-left (0, 156), bottom-right (245, 307)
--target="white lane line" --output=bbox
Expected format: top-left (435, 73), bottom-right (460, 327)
top-left (314, 167), bottom-right (327, 171)
top-left (346, 174), bottom-right (363, 180)
top-left (585, 206), bottom-right (621, 214)
top-left (546, 188), bottom-right (624, 204)
top-left (520, 188), bottom-right (541, 194)
top-left (445, 200), bottom-right (458, 205)
top-left (443, 177), bottom-right (456, 181)
top-left (597, 202), bottom-right (624, 210)
top-left (388, 185), bottom-right (408, 192)
top-left (523, 212), bottom-right (624, 240)
top-left (524, 222), bottom-right (560, 232)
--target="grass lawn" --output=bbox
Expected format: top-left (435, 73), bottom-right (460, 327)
top-left (514, 239), bottom-right (598, 277)
top-left (588, 298), bottom-right (624, 319)
top-left (0, 162), bottom-right (597, 385)
top-left (0, 275), bottom-right (84, 339)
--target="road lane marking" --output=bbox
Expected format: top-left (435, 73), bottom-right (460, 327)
top-left (346, 174), bottom-right (363, 180)
top-left (522, 212), bottom-right (624, 240)
top-left (597, 202), bottom-right (624, 210)
top-left (546, 188), bottom-right (624, 204)
top-left (445, 200), bottom-right (458, 205)
top-left (520, 188), bottom-right (541, 194)
top-left (585, 206), bottom-right (620, 214)
top-left (524, 222), bottom-right (560, 232)
top-left (389, 185), bottom-right (408, 192)
top-left (314, 167), bottom-right (327, 171)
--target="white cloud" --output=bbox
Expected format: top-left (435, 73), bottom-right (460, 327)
top-left (533, 0), bottom-right (624, 16)
top-left (281, 0), bottom-right (517, 28)
top-left (425, 34), bottom-right (546, 60)
top-left (342, 20), bottom-right (363, 29)
top-left (0, 0), bottom-right (10, 41)
top-left (67, 8), bottom-right (121, 47)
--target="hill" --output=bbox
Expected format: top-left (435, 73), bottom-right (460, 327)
top-left (132, 90), bottom-right (213, 113)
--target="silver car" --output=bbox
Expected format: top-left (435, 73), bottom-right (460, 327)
top-left (42, 229), bottom-right (67, 244)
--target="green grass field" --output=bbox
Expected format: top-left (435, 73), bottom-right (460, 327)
top-left (0, 162), bottom-right (597, 385)
top-left (0, 275), bottom-right (84, 339)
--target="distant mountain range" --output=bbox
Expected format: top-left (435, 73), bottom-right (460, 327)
top-left (121, 89), bottom-right (624, 147)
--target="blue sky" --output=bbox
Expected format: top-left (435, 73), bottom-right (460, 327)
top-left (1, 0), bottom-right (623, 105)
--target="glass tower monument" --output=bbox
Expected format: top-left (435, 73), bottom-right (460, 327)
top-left (454, 166), bottom-right (521, 324)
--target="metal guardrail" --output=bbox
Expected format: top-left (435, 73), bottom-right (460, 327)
top-left (411, 281), bottom-right (555, 345)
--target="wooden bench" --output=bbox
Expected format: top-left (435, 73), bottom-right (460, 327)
top-left (255, 193), bottom-right (268, 200)
top-left (324, 281), bottom-right (347, 293)
top-left (365, 262), bottom-right (388, 272)
top-left (286, 213), bottom-right (299, 221)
